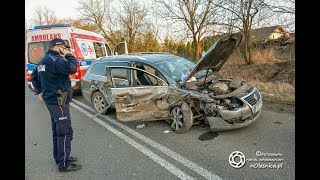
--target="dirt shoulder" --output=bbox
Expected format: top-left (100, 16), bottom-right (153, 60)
top-left (262, 101), bottom-right (295, 115)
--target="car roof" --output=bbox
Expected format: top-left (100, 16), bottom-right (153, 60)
top-left (94, 54), bottom-right (180, 64)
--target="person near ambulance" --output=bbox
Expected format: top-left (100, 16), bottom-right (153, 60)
top-left (31, 38), bottom-right (82, 172)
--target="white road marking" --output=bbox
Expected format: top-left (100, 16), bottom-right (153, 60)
top-left (70, 102), bottom-right (194, 180)
top-left (72, 98), bottom-right (223, 180)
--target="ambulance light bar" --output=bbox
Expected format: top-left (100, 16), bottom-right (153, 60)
top-left (29, 24), bottom-right (72, 30)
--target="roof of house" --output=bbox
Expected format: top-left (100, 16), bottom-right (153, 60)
top-left (250, 25), bottom-right (288, 41)
top-left (202, 25), bottom-right (291, 43)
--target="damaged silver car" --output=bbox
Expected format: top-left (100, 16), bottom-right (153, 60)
top-left (81, 32), bottom-right (262, 133)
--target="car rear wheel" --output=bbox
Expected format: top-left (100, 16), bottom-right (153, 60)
top-left (92, 91), bottom-right (109, 114)
top-left (170, 101), bottom-right (193, 134)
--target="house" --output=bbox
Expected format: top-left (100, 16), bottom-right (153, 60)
top-left (203, 25), bottom-right (290, 43)
top-left (250, 25), bottom-right (290, 42)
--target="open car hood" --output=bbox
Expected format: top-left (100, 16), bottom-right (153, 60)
top-left (180, 33), bottom-right (243, 87)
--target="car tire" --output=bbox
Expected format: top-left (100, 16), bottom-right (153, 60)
top-left (92, 91), bottom-right (110, 114)
top-left (169, 101), bottom-right (193, 134)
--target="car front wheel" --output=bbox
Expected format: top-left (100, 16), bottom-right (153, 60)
top-left (170, 101), bottom-right (193, 134)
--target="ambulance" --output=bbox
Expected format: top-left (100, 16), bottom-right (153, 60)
top-left (25, 24), bottom-right (126, 93)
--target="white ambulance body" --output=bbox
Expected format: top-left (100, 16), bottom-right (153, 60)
top-left (25, 24), bottom-right (113, 93)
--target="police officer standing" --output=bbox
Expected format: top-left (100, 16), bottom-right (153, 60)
top-left (31, 38), bottom-right (82, 172)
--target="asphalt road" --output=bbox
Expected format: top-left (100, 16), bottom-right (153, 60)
top-left (25, 83), bottom-right (295, 180)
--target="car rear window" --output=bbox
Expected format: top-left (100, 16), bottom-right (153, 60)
top-left (108, 61), bottom-right (129, 79)
top-left (90, 62), bottom-right (108, 76)
top-left (90, 61), bottom-right (129, 77)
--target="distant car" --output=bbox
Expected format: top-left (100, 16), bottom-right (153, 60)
top-left (81, 33), bottom-right (262, 133)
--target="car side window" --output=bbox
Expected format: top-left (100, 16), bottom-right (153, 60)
top-left (90, 62), bottom-right (108, 76)
top-left (108, 62), bottom-right (130, 87)
top-left (133, 63), bottom-right (166, 86)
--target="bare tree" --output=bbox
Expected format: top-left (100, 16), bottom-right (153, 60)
top-left (215, 0), bottom-right (268, 64)
top-left (144, 20), bottom-right (162, 46)
top-left (264, 0), bottom-right (295, 31)
top-left (226, 0), bottom-right (237, 33)
top-left (67, 18), bottom-right (99, 32)
top-left (30, 6), bottom-right (61, 26)
top-left (113, 0), bottom-right (148, 52)
top-left (265, 0), bottom-right (294, 14)
top-left (154, 0), bottom-right (216, 61)
top-left (77, 0), bottom-right (113, 43)
top-left (133, 20), bottom-right (162, 52)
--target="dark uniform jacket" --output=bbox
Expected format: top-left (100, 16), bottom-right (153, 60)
top-left (31, 49), bottom-right (77, 105)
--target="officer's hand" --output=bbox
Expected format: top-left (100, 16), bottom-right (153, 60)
top-left (38, 93), bottom-right (43, 101)
top-left (60, 47), bottom-right (71, 57)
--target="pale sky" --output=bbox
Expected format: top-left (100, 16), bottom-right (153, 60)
top-left (25, 0), bottom-right (81, 22)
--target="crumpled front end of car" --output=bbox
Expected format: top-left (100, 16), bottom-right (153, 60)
top-left (185, 76), bottom-right (262, 131)
top-left (206, 86), bottom-right (262, 132)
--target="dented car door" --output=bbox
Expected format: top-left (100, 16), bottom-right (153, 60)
top-left (106, 66), bottom-right (170, 122)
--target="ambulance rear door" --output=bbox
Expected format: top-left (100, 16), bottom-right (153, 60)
top-left (26, 26), bottom-right (71, 91)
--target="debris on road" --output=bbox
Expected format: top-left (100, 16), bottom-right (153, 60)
top-left (136, 124), bottom-right (146, 129)
top-left (164, 130), bottom-right (170, 133)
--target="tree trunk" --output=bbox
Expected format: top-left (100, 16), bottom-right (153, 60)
top-left (248, 43), bottom-right (252, 64)
top-left (193, 37), bottom-right (201, 62)
top-left (241, 35), bottom-right (252, 64)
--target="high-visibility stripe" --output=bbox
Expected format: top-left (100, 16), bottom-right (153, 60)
top-left (63, 134), bottom-right (66, 167)
top-left (70, 38), bottom-right (84, 60)
top-left (70, 33), bottom-right (105, 42)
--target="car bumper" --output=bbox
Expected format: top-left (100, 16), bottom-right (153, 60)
top-left (27, 81), bottom-right (35, 92)
top-left (207, 89), bottom-right (263, 131)
top-left (207, 108), bottom-right (262, 132)
top-left (71, 79), bottom-right (81, 92)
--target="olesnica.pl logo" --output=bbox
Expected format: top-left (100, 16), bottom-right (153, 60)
top-left (229, 151), bottom-right (246, 168)
top-left (228, 150), bottom-right (284, 169)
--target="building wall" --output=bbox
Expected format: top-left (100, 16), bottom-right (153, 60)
top-left (269, 32), bottom-right (284, 40)
top-left (268, 28), bottom-right (290, 40)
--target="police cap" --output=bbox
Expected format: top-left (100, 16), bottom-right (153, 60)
top-left (49, 38), bottom-right (70, 48)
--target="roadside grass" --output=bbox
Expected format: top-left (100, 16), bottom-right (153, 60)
top-left (250, 81), bottom-right (295, 105)
top-left (226, 48), bottom-right (287, 65)
top-left (218, 49), bottom-right (295, 105)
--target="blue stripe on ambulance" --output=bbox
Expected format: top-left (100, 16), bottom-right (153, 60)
top-left (27, 64), bottom-right (36, 71)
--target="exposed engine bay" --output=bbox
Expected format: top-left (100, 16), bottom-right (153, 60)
top-left (183, 74), bottom-right (257, 127)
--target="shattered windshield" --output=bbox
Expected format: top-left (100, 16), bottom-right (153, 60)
top-left (155, 57), bottom-right (212, 82)
top-left (155, 58), bottom-right (195, 82)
